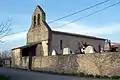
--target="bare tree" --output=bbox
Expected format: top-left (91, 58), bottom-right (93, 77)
top-left (0, 50), bottom-right (12, 67)
top-left (0, 19), bottom-right (11, 43)
top-left (0, 50), bottom-right (12, 59)
top-left (0, 19), bottom-right (12, 67)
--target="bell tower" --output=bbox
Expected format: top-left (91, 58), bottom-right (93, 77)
top-left (27, 5), bottom-right (51, 56)
top-left (31, 5), bottom-right (46, 27)
top-left (27, 5), bottom-right (51, 44)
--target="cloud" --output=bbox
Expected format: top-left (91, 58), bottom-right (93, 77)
top-left (1, 31), bottom-right (27, 43)
top-left (51, 21), bottom-right (120, 37)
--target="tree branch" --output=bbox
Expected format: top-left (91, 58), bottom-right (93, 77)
top-left (0, 19), bottom-right (12, 43)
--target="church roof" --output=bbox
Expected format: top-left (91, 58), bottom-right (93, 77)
top-left (52, 30), bottom-right (106, 40)
top-left (12, 42), bottom-right (41, 50)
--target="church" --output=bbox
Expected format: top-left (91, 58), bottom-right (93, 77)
top-left (12, 5), bottom-right (105, 58)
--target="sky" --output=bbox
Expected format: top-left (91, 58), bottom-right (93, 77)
top-left (0, 0), bottom-right (120, 51)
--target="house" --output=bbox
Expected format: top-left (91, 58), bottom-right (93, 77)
top-left (12, 5), bottom-right (106, 68)
top-left (111, 42), bottom-right (120, 52)
top-left (104, 39), bottom-right (120, 52)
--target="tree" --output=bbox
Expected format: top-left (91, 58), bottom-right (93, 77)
top-left (0, 50), bottom-right (12, 59)
top-left (0, 19), bottom-right (12, 67)
top-left (0, 19), bottom-right (11, 43)
top-left (0, 50), bottom-right (12, 67)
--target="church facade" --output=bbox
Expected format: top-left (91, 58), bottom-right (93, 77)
top-left (12, 5), bottom-right (106, 68)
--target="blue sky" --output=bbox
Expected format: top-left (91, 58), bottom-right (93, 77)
top-left (0, 0), bottom-right (120, 51)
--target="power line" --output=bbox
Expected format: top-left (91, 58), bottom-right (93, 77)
top-left (3, 0), bottom-right (111, 37)
top-left (56, 1), bottom-right (120, 28)
top-left (5, 29), bottom-right (27, 37)
top-left (6, 0), bottom-right (110, 37)
top-left (4, 1), bottom-right (120, 37)
top-left (48, 0), bottom-right (110, 23)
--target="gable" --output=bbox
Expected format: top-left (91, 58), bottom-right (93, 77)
top-left (27, 5), bottom-right (51, 44)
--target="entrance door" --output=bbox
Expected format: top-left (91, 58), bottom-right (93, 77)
top-left (28, 45), bottom-right (36, 70)
top-left (28, 52), bottom-right (32, 70)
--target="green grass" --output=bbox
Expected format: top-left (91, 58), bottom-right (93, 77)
top-left (0, 75), bottom-right (9, 80)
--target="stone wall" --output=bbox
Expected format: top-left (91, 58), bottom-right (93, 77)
top-left (16, 52), bottom-right (120, 76)
top-left (12, 48), bottom-right (21, 68)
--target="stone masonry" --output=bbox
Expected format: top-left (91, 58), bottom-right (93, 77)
top-left (12, 52), bottom-right (120, 77)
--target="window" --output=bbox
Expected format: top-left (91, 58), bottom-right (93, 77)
top-left (60, 40), bottom-right (62, 50)
top-left (34, 15), bottom-right (36, 26)
top-left (37, 14), bottom-right (40, 25)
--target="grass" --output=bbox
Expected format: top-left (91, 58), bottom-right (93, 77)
top-left (13, 68), bottom-right (120, 79)
top-left (0, 75), bottom-right (9, 80)
top-left (32, 70), bottom-right (120, 79)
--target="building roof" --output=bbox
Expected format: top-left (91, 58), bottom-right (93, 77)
top-left (12, 42), bottom-right (41, 50)
top-left (52, 30), bottom-right (106, 40)
top-left (111, 42), bottom-right (120, 48)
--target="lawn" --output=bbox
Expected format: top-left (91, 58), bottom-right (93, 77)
top-left (0, 75), bottom-right (9, 80)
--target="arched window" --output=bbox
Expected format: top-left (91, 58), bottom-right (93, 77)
top-left (34, 15), bottom-right (36, 26)
top-left (37, 14), bottom-right (40, 25)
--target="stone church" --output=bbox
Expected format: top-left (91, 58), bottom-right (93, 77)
top-left (12, 5), bottom-right (105, 60)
